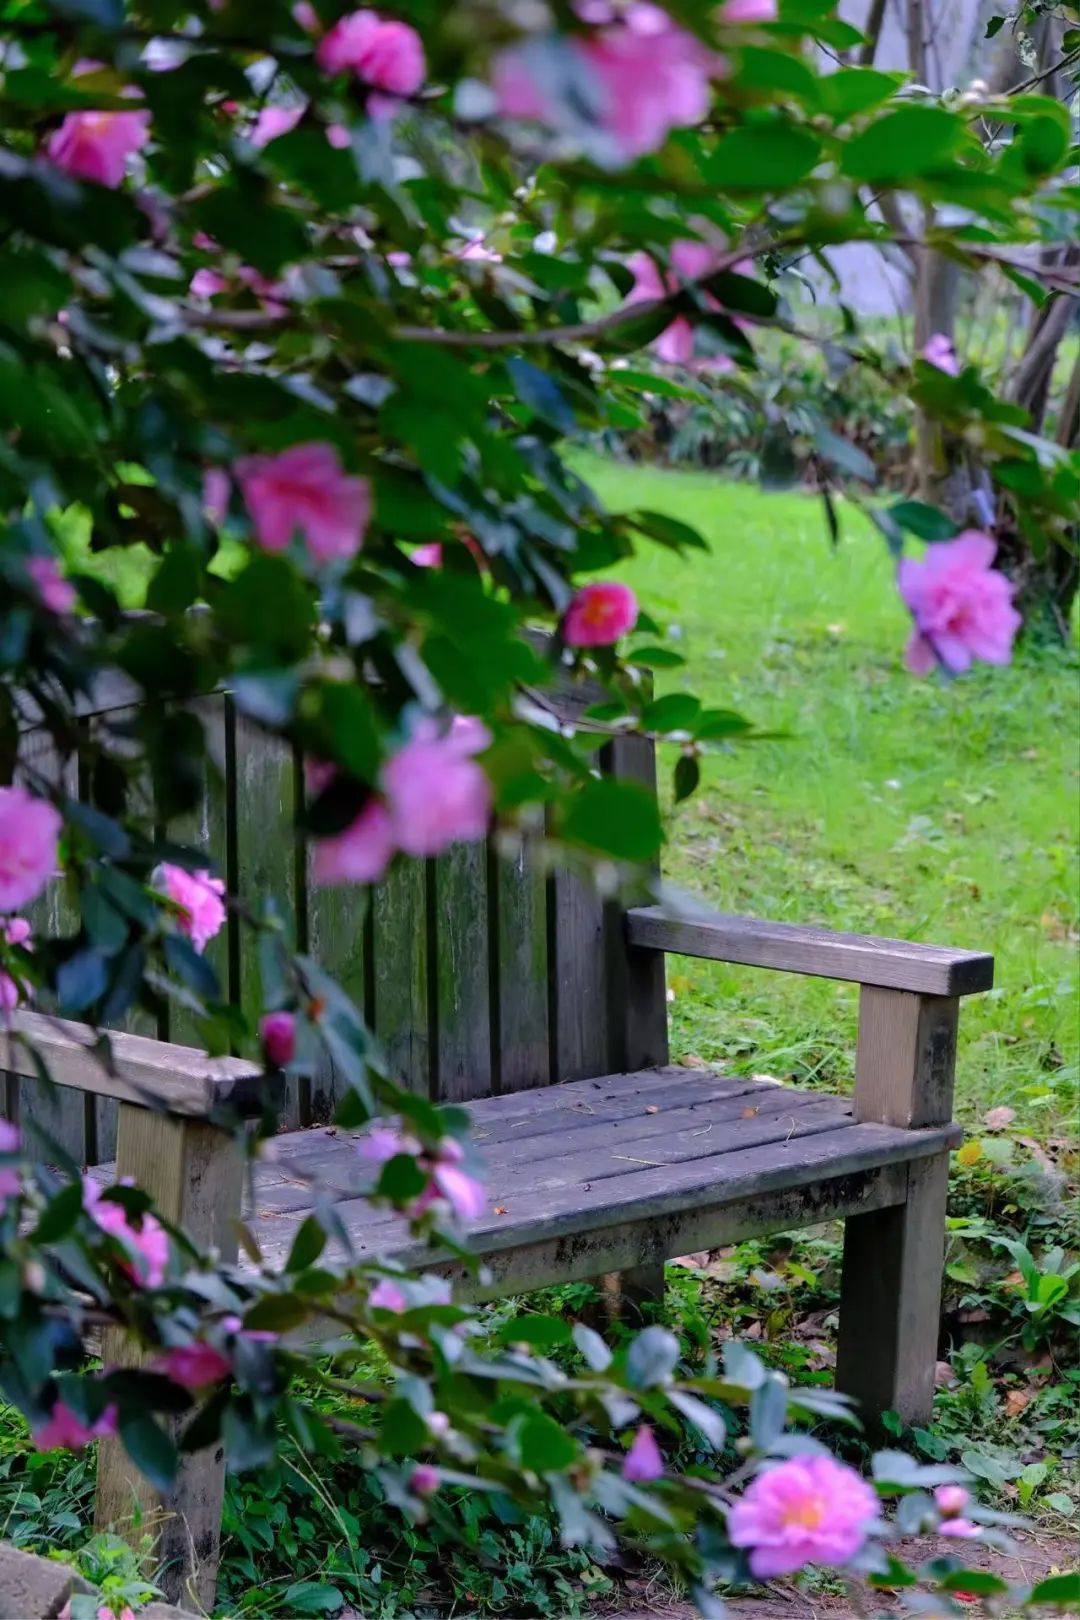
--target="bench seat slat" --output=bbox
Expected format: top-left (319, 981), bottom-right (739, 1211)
top-left (239, 1067), bottom-right (960, 1283)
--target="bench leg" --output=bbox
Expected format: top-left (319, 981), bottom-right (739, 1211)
top-left (836, 1153), bottom-right (949, 1428)
top-left (598, 1262), bottom-right (665, 1327)
top-left (96, 1104), bottom-right (242, 1613)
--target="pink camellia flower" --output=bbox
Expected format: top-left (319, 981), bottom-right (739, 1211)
top-left (204, 467), bottom-right (231, 525)
top-left (0, 917), bottom-right (33, 1016)
top-left (326, 122), bottom-right (352, 149)
top-left (418, 1136), bottom-right (486, 1221)
top-left (312, 797), bottom-right (396, 886)
top-left (382, 717), bottom-right (492, 858)
top-left (718, 0), bottom-right (777, 20)
top-left (45, 109), bottom-right (150, 188)
top-left (563, 581), bottom-right (639, 647)
top-left (157, 1341), bottom-right (233, 1391)
top-left (316, 10), bottom-right (425, 115)
top-left (33, 1399), bottom-right (118, 1452)
top-left (727, 1455), bottom-right (880, 1578)
top-left (935, 1484), bottom-right (970, 1516)
top-left (98, 1606), bottom-right (135, 1620)
top-left (921, 332), bottom-right (960, 376)
top-left (26, 557), bottom-right (76, 615)
top-left (455, 236), bottom-right (502, 264)
top-left (898, 532), bottom-right (1021, 676)
top-left (623, 1424), bottom-right (664, 1482)
top-left (357, 1123), bottom-right (419, 1163)
top-left (260, 1010), bottom-right (297, 1068)
top-left (237, 442), bottom-right (371, 564)
top-left (410, 1463), bottom-right (441, 1496)
top-left (250, 103), bottom-right (305, 147)
top-left (624, 237), bottom-right (747, 367)
top-left (369, 1277), bottom-right (407, 1312)
top-left (0, 787), bottom-right (61, 913)
top-left (0, 1119), bottom-right (22, 1208)
top-left (940, 1517), bottom-right (981, 1539)
top-left (412, 543), bottom-right (443, 567)
top-left (84, 1180), bottom-right (170, 1289)
top-left (494, 4), bottom-right (716, 163)
top-left (155, 864), bottom-right (227, 953)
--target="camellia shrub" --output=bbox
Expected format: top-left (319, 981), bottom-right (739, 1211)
top-left (0, 0), bottom-right (1079, 1613)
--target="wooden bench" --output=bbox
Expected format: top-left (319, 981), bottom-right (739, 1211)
top-left (4, 707), bottom-right (993, 1608)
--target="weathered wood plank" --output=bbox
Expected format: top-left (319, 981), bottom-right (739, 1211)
top-left (461, 1063), bottom-right (755, 1132)
top-left (12, 730), bottom-right (86, 1165)
top-left (371, 858), bottom-right (429, 1093)
top-left (548, 860), bottom-right (607, 1082)
top-left (233, 719), bottom-right (302, 1126)
top-left (167, 698), bottom-right (232, 1051)
top-left (604, 734), bottom-right (668, 1073)
top-left (837, 985), bottom-right (962, 1426)
top-left (432, 840), bottom-right (491, 1102)
top-left (96, 1105), bottom-right (242, 1610)
top-left (3, 1013), bottom-right (262, 1116)
top-left (492, 835), bottom-right (549, 1093)
top-left (626, 906), bottom-right (994, 997)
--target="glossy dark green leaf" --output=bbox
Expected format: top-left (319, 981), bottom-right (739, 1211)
top-left (120, 1413), bottom-right (178, 1493)
top-left (888, 501), bottom-right (958, 541)
top-left (673, 754), bottom-right (700, 804)
top-left (286, 1215), bottom-right (327, 1274)
top-left (562, 778), bottom-right (662, 863)
top-left (626, 1325), bottom-right (679, 1389)
top-left (841, 105), bottom-right (962, 183)
top-left (707, 125), bottom-right (822, 190)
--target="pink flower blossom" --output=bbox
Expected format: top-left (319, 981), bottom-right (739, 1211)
top-left (33, 1399), bottom-right (118, 1452)
top-left (250, 103), bottom-right (305, 147)
top-left (98, 1606), bottom-right (135, 1620)
top-left (157, 1342), bottom-right (232, 1390)
top-left (260, 1010), bottom-right (297, 1068)
top-left (727, 1456), bottom-right (880, 1579)
top-left (204, 467), bottom-right (231, 524)
top-left (0, 1119), bottom-right (22, 1208)
top-left (623, 1424), bottom-right (664, 1482)
top-left (421, 1136), bottom-right (486, 1221)
top-left (369, 1278), bottom-right (407, 1312)
top-left (456, 237), bottom-right (502, 264)
top-left (921, 332), bottom-right (960, 376)
top-left (625, 237), bottom-right (739, 367)
top-left (190, 267), bottom-right (228, 298)
top-left (237, 442), bottom-right (371, 564)
top-left (312, 797), bottom-right (396, 885)
top-left (0, 917), bottom-right (33, 1016)
top-left (719, 0), bottom-right (777, 20)
top-left (940, 1517), bottom-right (980, 1539)
top-left (316, 11), bottom-right (425, 115)
top-left (222, 1313), bottom-right (279, 1344)
top-left (563, 581), bottom-right (639, 646)
top-left (382, 717), bottom-right (492, 857)
top-left (495, 5), bottom-right (716, 163)
top-left (84, 1180), bottom-right (169, 1289)
top-left (326, 122), bottom-right (352, 149)
top-left (898, 532), bottom-right (1021, 675)
top-left (0, 787), bottom-right (61, 913)
top-left (357, 1124), bottom-right (417, 1163)
top-left (26, 557), bottom-right (76, 615)
top-left (410, 1463), bottom-right (440, 1496)
top-left (155, 864), bottom-right (227, 953)
top-left (934, 1484), bottom-right (970, 1516)
top-left (46, 109), bottom-right (150, 188)
top-left (412, 543), bottom-right (443, 567)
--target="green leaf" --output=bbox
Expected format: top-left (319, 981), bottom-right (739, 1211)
top-left (507, 358), bottom-right (575, 432)
top-left (626, 1325), bottom-right (679, 1389)
top-left (282, 1583), bottom-right (344, 1615)
top-left (814, 426), bottom-right (877, 485)
top-left (497, 1315), bottom-right (573, 1350)
top-left (147, 547), bottom-right (200, 616)
top-left (673, 755), bottom-right (700, 804)
top-left (707, 125), bottom-right (822, 190)
top-left (841, 105), bottom-right (963, 183)
top-left (1030, 1573), bottom-right (1080, 1606)
top-left (562, 778), bottom-right (662, 863)
top-left (120, 1413), bottom-right (177, 1493)
top-left (819, 68), bottom-right (902, 121)
top-left (572, 1323), bottom-right (612, 1372)
top-left (517, 1411), bottom-right (579, 1472)
top-left (33, 1182), bottom-right (85, 1245)
top-left (286, 1216), bottom-right (327, 1274)
top-left (941, 1572), bottom-right (1008, 1596)
top-left (242, 1294), bottom-right (313, 1334)
top-left (668, 1389), bottom-right (725, 1450)
top-left (628, 508), bottom-right (709, 552)
top-left (643, 693), bottom-right (701, 733)
top-left (318, 684), bottom-right (380, 782)
top-left (749, 1377), bottom-right (787, 1449)
top-left (887, 500), bottom-right (957, 540)
top-left (628, 645), bottom-right (685, 670)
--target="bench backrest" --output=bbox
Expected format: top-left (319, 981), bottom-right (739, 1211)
top-left (11, 686), bottom-right (668, 1167)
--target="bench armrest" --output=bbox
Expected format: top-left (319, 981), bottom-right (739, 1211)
top-left (625, 906), bottom-right (993, 997)
top-left (2, 1012), bottom-right (263, 1118)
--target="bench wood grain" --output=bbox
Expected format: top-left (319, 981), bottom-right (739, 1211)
top-left (626, 906), bottom-right (994, 996)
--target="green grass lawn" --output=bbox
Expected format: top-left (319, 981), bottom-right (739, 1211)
top-left (581, 455), bottom-right (1078, 1140)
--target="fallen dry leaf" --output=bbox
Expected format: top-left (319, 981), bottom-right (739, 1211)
top-left (935, 1360), bottom-right (956, 1388)
top-left (741, 1106), bottom-right (759, 1118)
top-left (1005, 1389), bottom-right (1031, 1418)
top-left (983, 1106), bottom-right (1016, 1131)
top-left (751, 1072), bottom-right (785, 1087)
top-left (645, 1104), bottom-right (660, 1115)
top-left (493, 1205), bottom-right (508, 1215)
top-left (672, 1251), bottom-right (711, 1270)
top-left (683, 1053), bottom-right (709, 1069)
